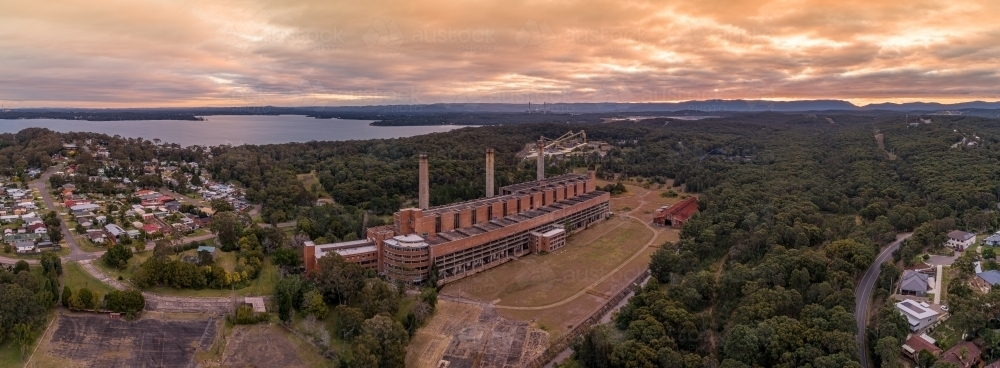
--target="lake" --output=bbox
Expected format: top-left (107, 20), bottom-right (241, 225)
top-left (0, 115), bottom-right (470, 146)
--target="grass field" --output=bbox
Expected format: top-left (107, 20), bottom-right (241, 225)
top-left (76, 237), bottom-right (107, 253)
top-left (297, 171), bottom-right (332, 200)
top-left (63, 261), bottom-right (117, 296)
top-left (442, 216), bottom-right (653, 307)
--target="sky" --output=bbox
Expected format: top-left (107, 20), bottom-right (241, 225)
top-left (2, 0), bottom-right (1000, 108)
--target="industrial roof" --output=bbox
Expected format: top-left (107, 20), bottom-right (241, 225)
top-left (426, 191), bottom-right (605, 246)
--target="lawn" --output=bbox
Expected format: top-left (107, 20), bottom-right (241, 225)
top-left (3, 247), bottom-right (71, 260)
top-left (63, 261), bottom-right (117, 296)
top-left (442, 216), bottom-right (653, 307)
top-left (0, 336), bottom-right (23, 368)
top-left (76, 238), bottom-right (107, 253)
top-left (929, 317), bottom-right (962, 351)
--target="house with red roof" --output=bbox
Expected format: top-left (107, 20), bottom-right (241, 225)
top-left (653, 197), bottom-right (699, 228)
top-left (142, 223), bottom-right (160, 234)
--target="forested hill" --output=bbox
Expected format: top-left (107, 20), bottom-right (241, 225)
top-left (568, 114), bottom-right (1000, 368)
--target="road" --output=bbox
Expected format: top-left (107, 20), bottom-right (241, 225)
top-left (28, 164), bottom-right (97, 262)
top-left (855, 233), bottom-right (912, 368)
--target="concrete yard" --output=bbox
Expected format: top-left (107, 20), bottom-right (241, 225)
top-left (407, 299), bottom-right (548, 368)
top-left (34, 313), bottom-right (217, 367)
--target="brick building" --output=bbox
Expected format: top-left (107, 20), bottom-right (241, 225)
top-left (304, 149), bottom-right (610, 285)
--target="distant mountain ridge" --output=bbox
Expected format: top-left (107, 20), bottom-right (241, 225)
top-left (4, 100), bottom-right (1000, 119)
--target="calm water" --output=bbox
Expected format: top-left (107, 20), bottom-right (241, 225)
top-left (0, 115), bottom-right (470, 146)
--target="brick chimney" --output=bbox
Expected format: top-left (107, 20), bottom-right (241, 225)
top-left (485, 148), bottom-right (495, 198)
top-left (419, 153), bottom-right (429, 209)
top-left (536, 138), bottom-right (545, 181)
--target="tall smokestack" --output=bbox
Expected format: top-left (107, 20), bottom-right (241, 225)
top-left (536, 138), bottom-right (545, 181)
top-left (419, 153), bottom-right (429, 209)
top-left (485, 148), bottom-right (495, 198)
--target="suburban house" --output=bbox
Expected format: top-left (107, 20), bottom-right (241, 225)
top-left (70, 203), bottom-right (100, 214)
top-left (938, 341), bottom-right (982, 367)
top-left (896, 300), bottom-right (940, 332)
top-left (900, 270), bottom-right (931, 297)
top-left (14, 240), bottom-right (36, 253)
top-left (974, 270), bottom-right (1000, 293)
top-left (985, 232), bottom-right (1000, 247)
top-left (142, 223), bottom-right (160, 234)
top-left (946, 230), bottom-right (976, 251)
top-left (902, 334), bottom-right (941, 363)
top-left (86, 230), bottom-right (106, 244)
top-left (104, 224), bottom-right (126, 239)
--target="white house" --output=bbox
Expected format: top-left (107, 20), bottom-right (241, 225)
top-left (70, 203), bottom-right (100, 214)
top-left (896, 300), bottom-right (940, 332)
top-left (946, 230), bottom-right (976, 251)
top-left (14, 241), bottom-right (36, 254)
top-left (105, 224), bottom-right (126, 238)
top-left (984, 232), bottom-right (1000, 247)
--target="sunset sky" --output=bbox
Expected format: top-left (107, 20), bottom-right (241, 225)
top-left (2, 0), bottom-right (999, 108)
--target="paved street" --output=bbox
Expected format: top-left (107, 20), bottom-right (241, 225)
top-left (28, 164), bottom-right (96, 262)
top-left (855, 233), bottom-right (912, 368)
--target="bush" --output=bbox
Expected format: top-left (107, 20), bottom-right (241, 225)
top-left (302, 290), bottom-right (328, 319)
top-left (13, 260), bottom-right (29, 274)
top-left (104, 290), bottom-right (145, 319)
top-left (230, 304), bottom-right (268, 325)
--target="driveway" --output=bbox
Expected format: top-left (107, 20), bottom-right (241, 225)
top-left (926, 254), bottom-right (959, 266)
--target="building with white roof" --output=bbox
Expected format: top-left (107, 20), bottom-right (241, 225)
top-left (896, 299), bottom-right (940, 332)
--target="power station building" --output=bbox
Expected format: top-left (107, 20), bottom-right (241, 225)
top-left (304, 145), bottom-right (611, 285)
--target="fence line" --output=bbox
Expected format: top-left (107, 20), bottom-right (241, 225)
top-left (525, 269), bottom-right (651, 368)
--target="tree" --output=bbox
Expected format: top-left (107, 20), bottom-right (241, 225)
top-left (135, 242), bottom-right (146, 252)
top-left (984, 247), bottom-right (996, 260)
top-left (101, 244), bottom-right (133, 270)
top-left (917, 349), bottom-right (938, 367)
top-left (12, 323), bottom-right (33, 361)
top-left (271, 247), bottom-right (301, 268)
top-left (13, 260), bottom-right (29, 274)
top-left (61, 286), bottom-right (72, 307)
top-left (209, 212), bottom-right (242, 251)
top-left (211, 199), bottom-right (235, 213)
top-left (353, 315), bottom-right (408, 368)
top-left (104, 290), bottom-right (145, 318)
top-left (874, 336), bottom-right (901, 368)
top-left (313, 254), bottom-right (366, 305)
top-left (275, 275), bottom-right (303, 322)
top-left (333, 305), bottom-right (365, 340)
top-left (40, 252), bottom-right (62, 277)
top-left (76, 288), bottom-right (95, 309)
top-left (723, 324), bottom-right (760, 365)
top-left (302, 290), bottom-right (328, 319)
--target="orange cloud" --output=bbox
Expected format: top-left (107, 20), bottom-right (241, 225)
top-left (1, 0), bottom-right (998, 107)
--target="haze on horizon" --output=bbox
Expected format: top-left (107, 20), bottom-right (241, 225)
top-left (2, 0), bottom-right (1000, 108)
